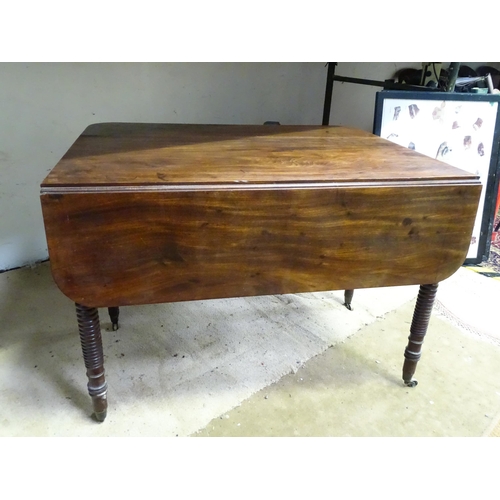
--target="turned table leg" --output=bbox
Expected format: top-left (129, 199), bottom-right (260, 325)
top-left (108, 306), bottom-right (120, 331)
top-left (402, 283), bottom-right (438, 387)
top-left (76, 303), bottom-right (108, 422)
top-left (343, 289), bottom-right (354, 310)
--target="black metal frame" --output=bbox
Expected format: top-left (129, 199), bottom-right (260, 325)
top-left (373, 90), bottom-right (500, 265)
top-left (321, 62), bottom-right (439, 126)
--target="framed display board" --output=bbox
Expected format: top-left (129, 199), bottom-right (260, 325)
top-left (373, 91), bottom-right (500, 264)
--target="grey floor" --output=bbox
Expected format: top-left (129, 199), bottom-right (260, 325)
top-left (1, 261), bottom-right (500, 437)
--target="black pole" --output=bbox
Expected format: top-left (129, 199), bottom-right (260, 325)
top-left (446, 62), bottom-right (460, 92)
top-left (322, 62), bottom-right (337, 125)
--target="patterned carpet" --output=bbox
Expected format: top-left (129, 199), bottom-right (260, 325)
top-left (488, 209), bottom-right (500, 268)
top-left (484, 211), bottom-right (500, 436)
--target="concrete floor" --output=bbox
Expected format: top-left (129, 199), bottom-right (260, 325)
top-left (196, 300), bottom-right (500, 437)
top-left (1, 261), bottom-right (500, 437)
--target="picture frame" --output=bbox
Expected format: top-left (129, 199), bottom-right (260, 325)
top-left (373, 90), bottom-right (500, 264)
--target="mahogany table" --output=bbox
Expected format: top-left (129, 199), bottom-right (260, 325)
top-left (40, 123), bottom-right (481, 422)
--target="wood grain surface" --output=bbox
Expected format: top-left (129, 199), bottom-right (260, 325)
top-left (42, 123), bottom-right (480, 188)
top-left (40, 123), bottom-right (482, 307)
top-left (38, 123), bottom-right (485, 421)
top-left (41, 183), bottom-right (481, 307)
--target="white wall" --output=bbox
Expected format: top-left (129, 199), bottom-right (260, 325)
top-left (0, 62), bottom-right (326, 271)
top-left (328, 62), bottom-right (419, 131)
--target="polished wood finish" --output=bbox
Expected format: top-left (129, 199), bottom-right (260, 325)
top-left (108, 306), bottom-right (119, 331)
top-left (40, 123), bottom-right (482, 421)
top-left (76, 303), bottom-right (107, 422)
top-left (42, 185), bottom-right (479, 307)
top-left (41, 124), bottom-right (480, 308)
top-left (42, 123), bottom-right (477, 187)
top-left (403, 283), bottom-right (439, 387)
top-left (343, 290), bottom-right (354, 311)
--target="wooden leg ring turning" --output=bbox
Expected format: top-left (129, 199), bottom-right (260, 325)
top-left (402, 283), bottom-right (438, 387)
top-left (76, 303), bottom-right (108, 422)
